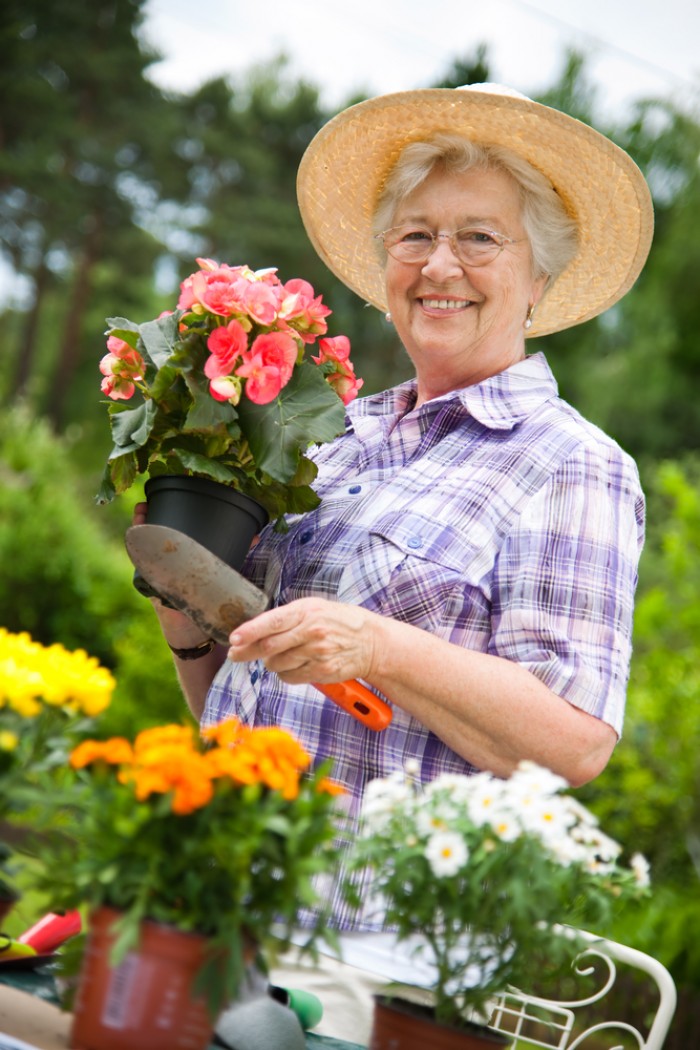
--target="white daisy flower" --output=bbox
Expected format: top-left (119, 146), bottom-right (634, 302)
top-left (508, 761), bottom-right (570, 798)
top-left (465, 775), bottom-right (507, 827)
top-left (571, 825), bottom-right (622, 861)
top-left (416, 807), bottom-right (450, 837)
top-left (516, 797), bottom-right (576, 844)
top-left (425, 831), bottom-right (469, 877)
top-left (631, 852), bottom-right (651, 888)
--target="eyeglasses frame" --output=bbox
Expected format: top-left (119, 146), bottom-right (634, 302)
top-left (375, 225), bottom-right (525, 268)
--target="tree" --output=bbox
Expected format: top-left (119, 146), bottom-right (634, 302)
top-left (0, 0), bottom-right (171, 425)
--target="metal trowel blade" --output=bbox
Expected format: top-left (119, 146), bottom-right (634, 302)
top-left (125, 525), bottom-right (269, 645)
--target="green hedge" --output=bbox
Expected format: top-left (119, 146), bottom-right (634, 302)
top-left (0, 403), bottom-right (187, 735)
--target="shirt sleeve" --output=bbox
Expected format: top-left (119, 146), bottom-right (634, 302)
top-left (488, 441), bottom-right (645, 735)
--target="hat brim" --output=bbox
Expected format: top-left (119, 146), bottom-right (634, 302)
top-left (297, 88), bottom-right (654, 337)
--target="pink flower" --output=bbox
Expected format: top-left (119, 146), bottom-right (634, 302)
top-left (100, 347), bottom-right (145, 400)
top-left (100, 370), bottom-right (137, 400)
top-left (280, 279), bottom-right (331, 341)
top-left (209, 375), bottom-right (242, 405)
top-left (236, 331), bottom-right (298, 404)
top-left (312, 335), bottom-right (352, 365)
top-left (178, 259), bottom-right (253, 316)
top-left (106, 335), bottom-right (136, 359)
top-left (312, 336), bottom-right (362, 405)
top-left (327, 367), bottom-right (363, 405)
top-left (241, 280), bottom-right (282, 326)
top-left (205, 320), bottom-right (249, 378)
top-left (184, 270), bottom-right (247, 317)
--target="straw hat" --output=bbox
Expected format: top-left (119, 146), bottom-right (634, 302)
top-left (297, 84), bottom-right (654, 337)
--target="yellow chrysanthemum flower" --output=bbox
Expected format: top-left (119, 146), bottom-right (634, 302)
top-left (0, 730), bottom-right (19, 752)
top-left (0, 628), bottom-right (115, 718)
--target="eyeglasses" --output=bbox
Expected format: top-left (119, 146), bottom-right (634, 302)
top-left (375, 225), bottom-right (524, 267)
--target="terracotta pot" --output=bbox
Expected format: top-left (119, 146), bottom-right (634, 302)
top-left (133, 475), bottom-right (268, 601)
top-left (369, 995), bottom-right (510, 1050)
top-left (70, 907), bottom-right (217, 1050)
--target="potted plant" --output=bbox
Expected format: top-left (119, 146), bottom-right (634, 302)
top-left (344, 760), bottom-right (651, 1050)
top-left (0, 627), bottom-right (116, 919)
top-left (96, 257), bottom-right (362, 534)
top-left (35, 716), bottom-right (345, 1050)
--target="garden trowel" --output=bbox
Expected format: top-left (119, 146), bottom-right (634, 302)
top-left (125, 524), bottom-right (392, 732)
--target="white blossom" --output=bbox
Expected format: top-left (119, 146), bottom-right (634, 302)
top-left (515, 796), bottom-right (577, 844)
top-left (509, 761), bottom-right (570, 797)
top-left (631, 852), bottom-right (651, 888)
top-left (425, 831), bottom-right (468, 877)
top-left (360, 773), bottom-right (415, 834)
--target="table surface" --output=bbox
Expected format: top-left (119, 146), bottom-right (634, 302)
top-left (0, 967), bottom-right (364, 1050)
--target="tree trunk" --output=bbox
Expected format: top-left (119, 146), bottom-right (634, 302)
top-left (10, 256), bottom-right (53, 401)
top-left (46, 212), bottom-right (103, 428)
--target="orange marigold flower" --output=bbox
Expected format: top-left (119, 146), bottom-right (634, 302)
top-left (127, 747), bottom-right (215, 815)
top-left (317, 777), bottom-right (347, 797)
top-left (171, 775), bottom-right (215, 815)
top-left (133, 724), bottom-right (195, 755)
top-left (201, 717), bottom-right (247, 748)
top-left (70, 738), bottom-right (134, 769)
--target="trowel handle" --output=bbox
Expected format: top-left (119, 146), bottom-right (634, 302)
top-left (312, 680), bottom-right (392, 732)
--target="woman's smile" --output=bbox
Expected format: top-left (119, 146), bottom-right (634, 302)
top-left (385, 165), bottom-right (546, 401)
top-left (419, 297), bottom-right (474, 312)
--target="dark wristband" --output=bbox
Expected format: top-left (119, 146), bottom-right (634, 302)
top-left (167, 638), bottom-right (216, 660)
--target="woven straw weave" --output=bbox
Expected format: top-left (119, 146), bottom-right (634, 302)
top-left (297, 89), bottom-right (654, 337)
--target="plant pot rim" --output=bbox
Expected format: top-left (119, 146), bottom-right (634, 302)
top-left (372, 994), bottom-right (510, 1045)
top-left (91, 904), bottom-right (209, 941)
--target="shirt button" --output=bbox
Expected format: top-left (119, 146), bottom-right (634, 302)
top-left (349, 484), bottom-right (362, 494)
top-left (407, 536), bottom-right (423, 549)
top-left (299, 530), bottom-right (313, 544)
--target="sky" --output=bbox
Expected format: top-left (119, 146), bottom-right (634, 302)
top-left (141, 0), bottom-right (700, 121)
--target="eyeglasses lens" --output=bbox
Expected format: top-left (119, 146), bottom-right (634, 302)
top-left (383, 228), bottom-right (502, 267)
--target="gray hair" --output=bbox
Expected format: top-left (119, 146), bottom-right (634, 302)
top-left (372, 133), bottom-right (579, 282)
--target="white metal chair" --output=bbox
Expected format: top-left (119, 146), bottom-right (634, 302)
top-left (486, 926), bottom-right (677, 1050)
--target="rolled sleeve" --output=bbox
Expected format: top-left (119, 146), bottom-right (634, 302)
top-left (489, 444), bottom-right (645, 735)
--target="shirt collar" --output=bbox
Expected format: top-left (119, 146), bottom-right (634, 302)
top-left (348, 352), bottom-right (559, 432)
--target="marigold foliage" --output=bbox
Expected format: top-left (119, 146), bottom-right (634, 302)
top-left (37, 716), bottom-right (346, 1011)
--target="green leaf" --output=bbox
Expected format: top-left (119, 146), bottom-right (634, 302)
top-left (175, 449), bottom-right (240, 485)
top-left (148, 363), bottom-right (181, 402)
top-left (108, 451), bottom-right (138, 495)
top-left (109, 401), bottom-right (158, 453)
top-left (139, 312), bottom-right (183, 368)
top-left (184, 384), bottom-right (240, 433)
top-left (237, 364), bottom-right (345, 483)
top-left (106, 316), bottom-right (140, 332)
top-left (95, 464), bottom-right (117, 504)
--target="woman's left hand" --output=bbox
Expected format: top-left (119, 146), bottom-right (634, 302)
top-left (226, 598), bottom-right (378, 685)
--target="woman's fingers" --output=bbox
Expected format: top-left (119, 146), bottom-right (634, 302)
top-left (227, 598), bottom-right (375, 684)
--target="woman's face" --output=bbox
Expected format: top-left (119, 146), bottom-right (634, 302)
top-left (384, 166), bottom-right (548, 402)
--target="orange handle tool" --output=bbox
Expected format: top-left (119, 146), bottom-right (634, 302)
top-left (312, 680), bottom-right (392, 732)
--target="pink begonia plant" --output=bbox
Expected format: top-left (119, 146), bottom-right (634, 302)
top-left (97, 259), bottom-right (362, 524)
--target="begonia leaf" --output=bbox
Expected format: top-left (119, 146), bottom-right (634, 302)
top-left (237, 364), bottom-right (345, 484)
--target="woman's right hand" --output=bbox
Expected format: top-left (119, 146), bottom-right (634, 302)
top-left (131, 503), bottom-right (211, 649)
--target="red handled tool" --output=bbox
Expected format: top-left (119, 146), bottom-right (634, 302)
top-left (125, 525), bottom-right (392, 732)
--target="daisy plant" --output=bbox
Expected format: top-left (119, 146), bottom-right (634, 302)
top-left (34, 718), bottom-right (345, 1012)
top-left (344, 760), bottom-right (650, 1029)
top-left (97, 258), bottom-right (362, 524)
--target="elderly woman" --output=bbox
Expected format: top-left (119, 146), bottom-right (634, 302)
top-left (142, 84), bottom-right (653, 1039)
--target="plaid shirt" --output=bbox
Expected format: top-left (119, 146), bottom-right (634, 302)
top-left (203, 352), bottom-right (644, 930)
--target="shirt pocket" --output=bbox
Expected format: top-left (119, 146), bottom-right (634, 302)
top-left (336, 511), bottom-right (485, 634)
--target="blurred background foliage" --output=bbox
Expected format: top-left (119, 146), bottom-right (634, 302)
top-left (1, 0), bottom-right (699, 1041)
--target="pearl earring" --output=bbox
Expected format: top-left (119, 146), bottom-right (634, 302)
top-left (385, 312), bottom-right (393, 324)
top-left (524, 304), bottom-right (536, 330)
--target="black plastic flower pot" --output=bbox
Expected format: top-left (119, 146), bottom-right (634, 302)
top-left (133, 475), bottom-right (269, 602)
